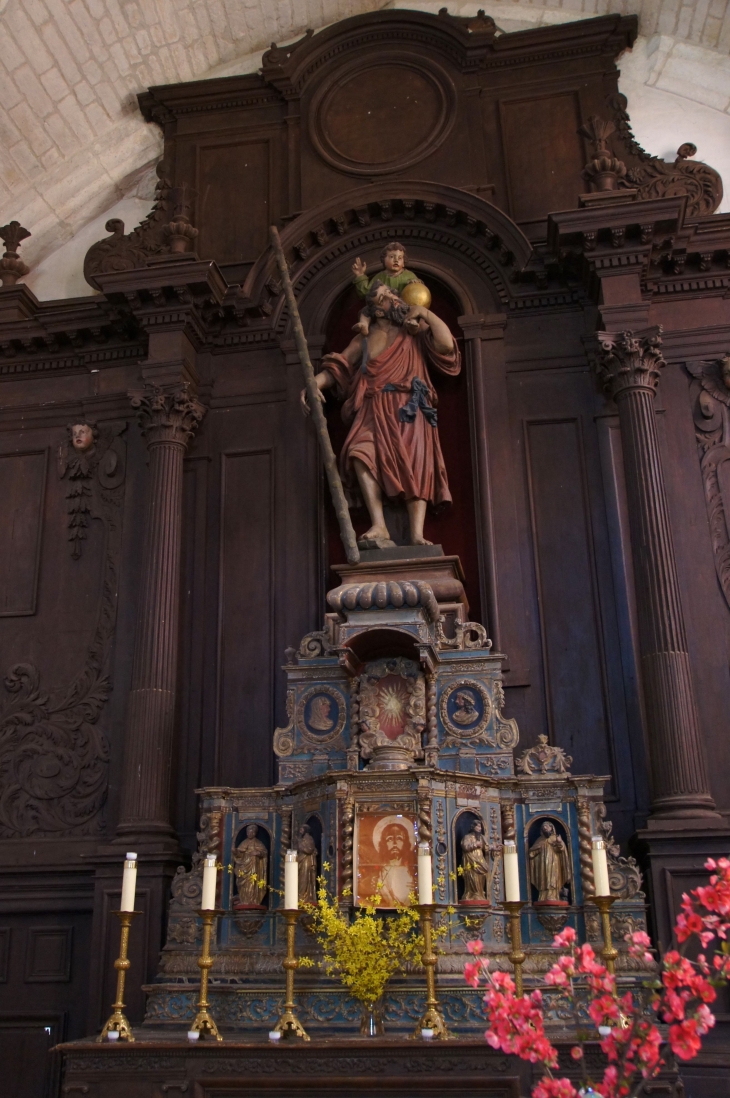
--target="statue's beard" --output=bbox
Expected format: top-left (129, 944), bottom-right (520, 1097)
top-left (384, 299), bottom-right (410, 326)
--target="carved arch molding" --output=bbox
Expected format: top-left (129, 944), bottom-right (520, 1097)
top-left (243, 182), bottom-right (534, 328)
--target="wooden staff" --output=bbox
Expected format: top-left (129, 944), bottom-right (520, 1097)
top-left (269, 225), bottom-right (360, 565)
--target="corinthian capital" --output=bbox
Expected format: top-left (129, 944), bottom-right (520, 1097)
top-left (595, 327), bottom-right (665, 400)
top-left (129, 383), bottom-right (205, 446)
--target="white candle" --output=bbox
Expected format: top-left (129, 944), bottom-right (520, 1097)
top-left (285, 849), bottom-right (298, 910)
top-left (120, 853), bottom-right (137, 912)
top-left (201, 855), bottom-right (217, 910)
top-left (592, 838), bottom-right (611, 897)
top-left (503, 840), bottom-right (521, 902)
top-left (417, 843), bottom-right (432, 905)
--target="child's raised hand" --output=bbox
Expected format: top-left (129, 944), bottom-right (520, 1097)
top-left (352, 256), bottom-right (367, 278)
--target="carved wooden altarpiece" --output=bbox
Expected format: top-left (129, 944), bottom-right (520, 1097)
top-left (0, 9), bottom-right (728, 1098)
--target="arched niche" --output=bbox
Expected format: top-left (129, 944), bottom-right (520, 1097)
top-left (245, 184), bottom-right (529, 621)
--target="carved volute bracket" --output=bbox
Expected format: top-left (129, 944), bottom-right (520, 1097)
top-left (129, 384), bottom-right (206, 448)
top-left (595, 327), bottom-right (665, 399)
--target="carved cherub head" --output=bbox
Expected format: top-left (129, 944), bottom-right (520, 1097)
top-left (69, 422), bottom-right (98, 453)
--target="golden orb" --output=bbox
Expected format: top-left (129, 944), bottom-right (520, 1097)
top-left (400, 281), bottom-right (431, 308)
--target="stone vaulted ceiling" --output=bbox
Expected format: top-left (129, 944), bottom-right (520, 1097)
top-left (2, 0), bottom-right (730, 278)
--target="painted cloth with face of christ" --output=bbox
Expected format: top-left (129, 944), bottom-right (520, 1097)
top-left (320, 327), bottom-right (461, 506)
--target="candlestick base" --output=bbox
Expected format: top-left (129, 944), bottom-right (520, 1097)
top-left (97, 910), bottom-right (141, 1043)
top-left (413, 904), bottom-right (451, 1040)
top-left (190, 909), bottom-right (224, 1042)
top-left (273, 909), bottom-right (310, 1041)
top-left (99, 1009), bottom-right (135, 1043)
top-left (272, 1009), bottom-right (310, 1041)
top-left (189, 1007), bottom-right (222, 1042)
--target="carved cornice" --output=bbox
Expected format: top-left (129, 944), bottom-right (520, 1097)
top-left (595, 327), bottom-right (665, 399)
top-left (259, 11), bottom-right (636, 95)
top-left (129, 384), bottom-right (206, 447)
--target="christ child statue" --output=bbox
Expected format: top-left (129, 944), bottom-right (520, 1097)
top-left (351, 242), bottom-right (424, 337)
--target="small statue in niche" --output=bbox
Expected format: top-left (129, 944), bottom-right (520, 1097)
top-left (233, 824), bottom-right (268, 908)
top-left (297, 823), bottom-right (318, 906)
top-left (351, 242), bottom-right (425, 337)
top-left (528, 820), bottom-right (571, 905)
top-left (460, 817), bottom-right (493, 903)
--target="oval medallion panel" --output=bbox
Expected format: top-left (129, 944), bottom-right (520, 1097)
top-left (311, 55), bottom-right (456, 175)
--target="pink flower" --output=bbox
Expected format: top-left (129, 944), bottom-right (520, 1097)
top-left (467, 939), bottom-right (483, 955)
top-left (533, 1077), bottom-right (578, 1098)
top-left (570, 1045), bottom-right (583, 1060)
top-left (669, 1018), bottom-right (702, 1060)
top-left (552, 926), bottom-right (577, 949)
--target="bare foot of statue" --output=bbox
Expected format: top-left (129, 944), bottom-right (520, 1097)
top-left (406, 498), bottom-right (431, 546)
top-left (361, 523), bottom-right (392, 542)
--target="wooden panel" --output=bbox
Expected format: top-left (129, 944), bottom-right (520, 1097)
top-left (197, 139), bottom-right (270, 264)
top-left (0, 1013), bottom-right (64, 1098)
top-left (525, 418), bottom-right (614, 778)
top-left (24, 927), bottom-right (72, 982)
top-left (0, 450), bottom-right (46, 617)
top-left (218, 450), bottom-right (274, 787)
top-left (500, 92), bottom-right (584, 221)
top-left (0, 928), bottom-right (8, 982)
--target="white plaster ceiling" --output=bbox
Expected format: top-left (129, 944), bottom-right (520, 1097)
top-left (1, 0), bottom-right (730, 295)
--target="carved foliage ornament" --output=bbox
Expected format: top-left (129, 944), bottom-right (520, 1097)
top-left (0, 420), bottom-right (127, 837)
top-left (58, 421), bottom-right (126, 559)
top-left (516, 734), bottom-right (572, 776)
top-left (595, 327), bottom-right (665, 400)
top-left (686, 356), bottom-right (730, 615)
top-left (83, 173), bottom-right (201, 291)
top-left (609, 94), bottom-right (723, 217)
top-left (130, 383), bottom-right (206, 447)
top-left (0, 220), bottom-right (30, 286)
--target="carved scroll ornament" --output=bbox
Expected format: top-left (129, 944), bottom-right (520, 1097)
top-left (516, 734), bottom-right (572, 776)
top-left (609, 95), bottom-right (723, 216)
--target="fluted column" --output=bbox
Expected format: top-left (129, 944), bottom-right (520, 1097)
top-left (117, 383), bottom-right (205, 843)
top-left (597, 328), bottom-right (718, 820)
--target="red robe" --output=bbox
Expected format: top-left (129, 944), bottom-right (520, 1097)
top-left (321, 328), bottom-right (461, 506)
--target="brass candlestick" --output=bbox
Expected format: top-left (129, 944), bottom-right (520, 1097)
top-left (413, 904), bottom-right (450, 1039)
top-left (273, 909), bottom-right (309, 1040)
top-left (189, 909), bottom-right (223, 1041)
top-left (503, 900), bottom-right (527, 996)
top-left (594, 894), bottom-right (618, 975)
top-left (98, 910), bottom-right (140, 1042)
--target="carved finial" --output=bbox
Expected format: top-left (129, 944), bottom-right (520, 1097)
top-left (578, 116), bottom-right (627, 192)
top-left (676, 143), bottom-right (697, 161)
top-left (516, 734), bottom-right (572, 776)
top-left (0, 221), bottom-right (31, 287)
top-left (163, 183), bottom-right (199, 254)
